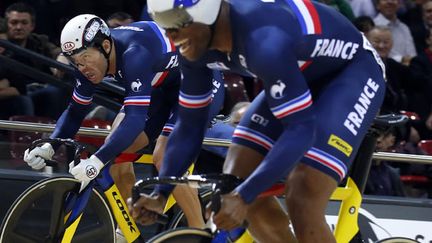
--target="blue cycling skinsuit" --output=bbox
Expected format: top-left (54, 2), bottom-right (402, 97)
top-left (51, 21), bottom-right (224, 164)
top-left (155, 0), bottom-right (386, 203)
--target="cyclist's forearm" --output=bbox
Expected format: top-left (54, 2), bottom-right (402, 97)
top-left (51, 103), bottom-right (89, 140)
top-left (155, 108), bottom-right (209, 197)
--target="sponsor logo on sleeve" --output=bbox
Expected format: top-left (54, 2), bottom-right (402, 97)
top-left (328, 134), bottom-right (353, 157)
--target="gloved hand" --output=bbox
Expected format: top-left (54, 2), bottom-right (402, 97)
top-left (23, 143), bottom-right (55, 170)
top-left (69, 155), bottom-right (104, 182)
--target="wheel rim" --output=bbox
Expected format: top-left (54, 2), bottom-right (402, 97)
top-left (0, 178), bottom-right (115, 243)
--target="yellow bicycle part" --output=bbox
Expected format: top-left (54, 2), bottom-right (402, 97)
top-left (105, 184), bottom-right (141, 243)
top-left (61, 213), bottom-right (83, 243)
top-left (331, 177), bottom-right (362, 243)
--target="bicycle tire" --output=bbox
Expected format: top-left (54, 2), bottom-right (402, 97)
top-left (375, 237), bottom-right (420, 243)
top-left (0, 177), bottom-right (115, 243)
top-left (147, 227), bottom-right (213, 243)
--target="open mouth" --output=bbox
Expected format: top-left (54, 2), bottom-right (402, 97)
top-left (175, 39), bottom-right (191, 55)
top-left (86, 72), bottom-right (96, 81)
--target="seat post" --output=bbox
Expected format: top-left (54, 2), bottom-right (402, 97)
top-left (349, 132), bottom-right (378, 194)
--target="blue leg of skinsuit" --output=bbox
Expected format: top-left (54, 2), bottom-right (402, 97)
top-left (232, 48), bottom-right (385, 184)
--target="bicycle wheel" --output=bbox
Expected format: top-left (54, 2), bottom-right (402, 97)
top-left (0, 177), bottom-right (115, 243)
top-left (375, 237), bottom-right (420, 243)
top-left (147, 227), bottom-right (213, 243)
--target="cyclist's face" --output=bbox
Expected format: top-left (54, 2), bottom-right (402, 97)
top-left (6, 11), bottom-right (34, 42)
top-left (165, 22), bottom-right (211, 61)
top-left (368, 29), bottom-right (393, 59)
top-left (70, 48), bottom-right (107, 84)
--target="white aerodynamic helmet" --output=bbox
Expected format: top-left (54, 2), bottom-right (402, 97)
top-left (147, 0), bottom-right (222, 29)
top-left (60, 14), bottom-right (111, 57)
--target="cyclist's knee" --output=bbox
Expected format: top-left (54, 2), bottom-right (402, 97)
top-left (152, 135), bottom-right (168, 170)
top-left (285, 165), bottom-right (337, 218)
top-left (125, 132), bottom-right (149, 152)
top-left (110, 164), bottom-right (136, 184)
top-left (223, 144), bottom-right (264, 178)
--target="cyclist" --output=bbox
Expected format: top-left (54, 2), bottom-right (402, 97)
top-left (130, 0), bottom-right (386, 242)
top-left (22, 14), bottom-right (225, 235)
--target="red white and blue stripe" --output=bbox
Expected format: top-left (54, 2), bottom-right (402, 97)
top-left (297, 60), bottom-right (312, 71)
top-left (123, 96), bottom-right (151, 107)
top-left (233, 126), bottom-right (275, 151)
top-left (72, 90), bottom-right (92, 105)
top-left (148, 22), bottom-right (176, 87)
top-left (305, 147), bottom-right (347, 180)
top-left (285, 0), bottom-right (322, 35)
top-left (271, 90), bottom-right (312, 119)
top-left (179, 90), bottom-right (213, 109)
top-left (162, 124), bottom-right (174, 134)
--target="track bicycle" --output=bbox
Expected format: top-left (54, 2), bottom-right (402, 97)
top-left (0, 138), bottom-right (170, 243)
top-left (133, 114), bottom-right (420, 243)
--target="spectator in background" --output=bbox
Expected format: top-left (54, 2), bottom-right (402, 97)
top-left (365, 129), bottom-right (406, 197)
top-left (373, 0), bottom-right (417, 65)
top-left (407, 0), bottom-right (432, 54)
top-left (346, 0), bottom-right (377, 18)
top-left (0, 17), bottom-right (34, 120)
top-left (4, 2), bottom-right (68, 119)
top-left (106, 12), bottom-right (134, 28)
top-left (353, 15), bottom-right (375, 35)
top-left (368, 26), bottom-right (409, 114)
top-left (369, 26), bottom-right (426, 151)
top-left (315, 0), bottom-right (356, 21)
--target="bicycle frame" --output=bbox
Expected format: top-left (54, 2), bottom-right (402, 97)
top-left (331, 177), bottom-right (363, 243)
top-left (60, 162), bottom-right (141, 243)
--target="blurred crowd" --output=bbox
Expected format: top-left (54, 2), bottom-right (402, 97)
top-left (0, 0), bottom-right (432, 198)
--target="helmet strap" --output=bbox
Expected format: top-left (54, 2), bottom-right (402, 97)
top-left (98, 38), bottom-right (113, 76)
top-left (207, 22), bottom-right (216, 49)
top-left (207, 5), bottom-right (222, 49)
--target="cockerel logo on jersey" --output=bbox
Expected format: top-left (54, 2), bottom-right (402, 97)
top-left (131, 79), bottom-right (142, 92)
top-left (75, 79), bottom-right (81, 88)
top-left (270, 80), bottom-right (286, 99)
